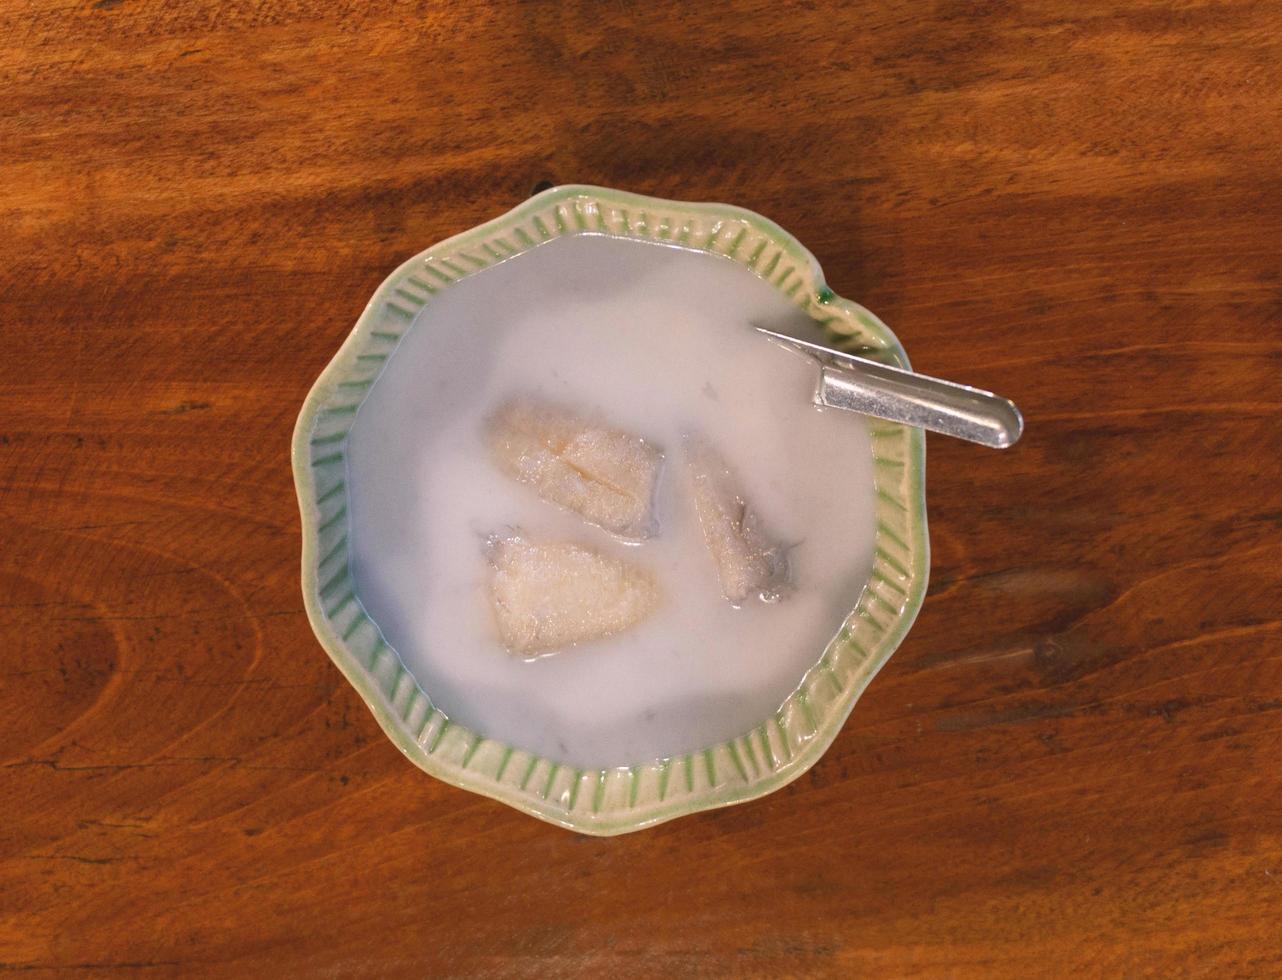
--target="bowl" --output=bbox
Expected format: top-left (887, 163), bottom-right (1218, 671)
top-left (291, 185), bottom-right (929, 835)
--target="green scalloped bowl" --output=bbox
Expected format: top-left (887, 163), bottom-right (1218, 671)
top-left (292, 185), bottom-right (929, 835)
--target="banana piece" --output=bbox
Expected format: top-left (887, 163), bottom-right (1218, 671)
top-left (486, 397), bottom-right (663, 540)
top-left (487, 534), bottom-right (660, 655)
top-left (684, 435), bottom-right (791, 604)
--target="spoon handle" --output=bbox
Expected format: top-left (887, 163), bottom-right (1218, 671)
top-left (756, 327), bottom-right (1024, 449)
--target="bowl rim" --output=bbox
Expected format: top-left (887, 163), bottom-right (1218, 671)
top-left (292, 184), bottom-right (929, 835)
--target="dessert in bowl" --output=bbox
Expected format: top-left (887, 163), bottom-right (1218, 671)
top-left (292, 185), bottom-right (928, 834)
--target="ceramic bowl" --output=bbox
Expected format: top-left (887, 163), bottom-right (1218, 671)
top-left (292, 185), bottom-right (929, 835)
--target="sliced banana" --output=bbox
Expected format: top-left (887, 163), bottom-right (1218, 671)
top-left (684, 434), bottom-right (791, 605)
top-left (487, 534), bottom-right (660, 655)
top-left (486, 397), bottom-right (663, 540)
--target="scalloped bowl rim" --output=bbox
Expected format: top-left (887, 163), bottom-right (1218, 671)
top-left (292, 184), bottom-right (929, 835)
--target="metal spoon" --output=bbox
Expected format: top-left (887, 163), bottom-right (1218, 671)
top-left (756, 327), bottom-right (1024, 449)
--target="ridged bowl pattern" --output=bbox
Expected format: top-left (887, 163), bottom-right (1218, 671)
top-left (292, 185), bottom-right (929, 835)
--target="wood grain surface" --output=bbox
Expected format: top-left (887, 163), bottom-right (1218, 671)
top-left (3, 1), bottom-right (1281, 975)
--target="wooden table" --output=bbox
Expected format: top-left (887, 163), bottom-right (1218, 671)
top-left (4, 1), bottom-right (1280, 975)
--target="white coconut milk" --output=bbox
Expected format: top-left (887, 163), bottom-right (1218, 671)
top-left (346, 234), bottom-right (876, 768)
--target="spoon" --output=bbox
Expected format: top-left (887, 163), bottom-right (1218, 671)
top-left (756, 326), bottom-right (1024, 449)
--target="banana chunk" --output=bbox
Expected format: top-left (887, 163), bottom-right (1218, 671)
top-left (487, 534), bottom-right (660, 655)
top-left (486, 397), bottom-right (663, 539)
top-left (684, 435), bottom-right (791, 604)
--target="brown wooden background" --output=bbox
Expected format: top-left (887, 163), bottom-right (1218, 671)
top-left (3, 1), bottom-right (1281, 976)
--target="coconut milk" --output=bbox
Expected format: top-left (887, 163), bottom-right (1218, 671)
top-left (346, 234), bottom-right (876, 768)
